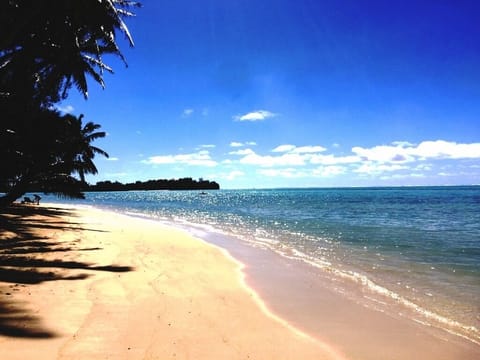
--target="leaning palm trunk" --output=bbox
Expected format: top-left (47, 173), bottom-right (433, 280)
top-left (0, 185), bottom-right (28, 207)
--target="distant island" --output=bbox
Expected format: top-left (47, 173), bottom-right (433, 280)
top-left (86, 177), bottom-right (220, 191)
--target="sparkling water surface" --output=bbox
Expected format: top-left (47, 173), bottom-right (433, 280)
top-left (42, 186), bottom-right (480, 344)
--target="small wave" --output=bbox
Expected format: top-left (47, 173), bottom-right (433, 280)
top-left (206, 222), bottom-right (480, 346)
top-left (102, 204), bottom-right (480, 346)
top-left (272, 246), bottom-right (480, 346)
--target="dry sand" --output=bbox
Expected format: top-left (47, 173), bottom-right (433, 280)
top-left (0, 204), bottom-right (345, 360)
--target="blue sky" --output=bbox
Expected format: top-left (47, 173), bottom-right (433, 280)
top-left (59, 0), bottom-right (480, 188)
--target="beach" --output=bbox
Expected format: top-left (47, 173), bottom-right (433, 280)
top-left (0, 204), bottom-right (344, 360)
top-left (1, 203), bottom-right (479, 359)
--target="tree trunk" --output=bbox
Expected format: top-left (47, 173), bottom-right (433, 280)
top-left (0, 182), bottom-right (28, 208)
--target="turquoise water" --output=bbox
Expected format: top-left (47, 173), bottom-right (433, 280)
top-left (42, 186), bottom-right (480, 344)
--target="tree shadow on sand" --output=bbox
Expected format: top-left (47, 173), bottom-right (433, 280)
top-left (0, 204), bottom-right (134, 338)
top-left (0, 296), bottom-right (55, 338)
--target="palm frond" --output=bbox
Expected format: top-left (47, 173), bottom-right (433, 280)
top-left (89, 145), bottom-right (109, 158)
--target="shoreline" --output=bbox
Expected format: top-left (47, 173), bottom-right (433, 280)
top-left (0, 203), bottom-right (345, 359)
top-left (123, 205), bottom-right (480, 348)
top-left (1, 203), bottom-right (479, 359)
top-left (97, 203), bottom-right (480, 358)
top-left (198, 225), bottom-right (480, 359)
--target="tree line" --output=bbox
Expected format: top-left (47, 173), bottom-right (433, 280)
top-left (88, 178), bottom-right (220, 191)
top-left (0, 1), bottom-right (141, 207)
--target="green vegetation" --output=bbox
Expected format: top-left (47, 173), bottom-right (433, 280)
top-left (0, 0), bottom-right (141, 206)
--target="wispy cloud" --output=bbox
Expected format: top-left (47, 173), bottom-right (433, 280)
top-left (212, 170), bottom-right (245, 181)
top-left (57, 104), bottom-right (74, 114)
top-left (105, 157), bottom-right (119, 161)
top-left (234, 110), bottom-right (276, 122)
top-left (238, 150), bottom-right (307, 167)
top-left (272, 144), bottom-right (296, 153)
top-left (272, 145), bottom-right (327, 153)
top-left (230, 141), bottom-right (257, 147)
top-left (143, 150), bottom-right (218, 167)
top-left (313, 166), bottom-right (347, 177)
top-left (309, 154), bottom-right (361, 165)
top-left (256, 166), bottom-right (347, 179)
top-left (257, 168), bottom-right (307, 178)
top-left (182, 108), bottom-right (194, 117)
top-left (354, 163), bottom-right (408, 175)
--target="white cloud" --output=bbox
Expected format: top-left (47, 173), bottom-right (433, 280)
top-left (234, 147), bottom-right (352, 168)
top-left (392, 141), bottom-right (415, 147)
top-left (224, 170), bottom-right (245, 180)
top-left (57, 104), bottom-right (74, 113)
top-left (143, 150), bottom-right (218, 167)
top-left (354, 163), bottom-right (408, 175)
top-left (229, 148), bottom-right (256, 156)
top-left (239, 151), bottom-right (307, 167)
top-left (258, 166), bottom-right (345, 179)
top-left (234, 110), bottom-right (276, 122)
top-left (258, 168), bottom-right (307, 178)
top-left (294, 146), bottom-right (327, 154)
top-left (313, 166), bottom-right (346, 177)
top-left (414, 140), bottom-right (480, 159)
top-left (272, 144), bottom-right (296, 153)
top-left (380, 173), bottom-right (426, 180)
top-left (140, 139), bottom-right (479, 186)
top-left (208, 170), bottom-right (245, 181)
top-left (414, 163), bottom-right (433, 171)
top-left (352, 140), bottom-right (480, 163)
top-left (352, 144), bottom-right (414, 163)
top-left (105, 157), bottom-right (119, 161)
top-left (230, 141), bottom-right (257, 147)
top-left (272, 144), bottom-right (326, 154)
top-left (310, 154), bottom-right (361, 165)
top-left (182, 108), bottom-right (194, 117)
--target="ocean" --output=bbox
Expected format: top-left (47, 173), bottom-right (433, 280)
top-left (41, 186), bottom-right (480, 345)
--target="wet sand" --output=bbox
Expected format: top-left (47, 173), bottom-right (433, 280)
top-left (209, 234), bottom-right (480, 359)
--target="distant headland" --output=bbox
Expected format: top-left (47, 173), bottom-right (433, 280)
top-left (85, 177), bottom-right (220, 191)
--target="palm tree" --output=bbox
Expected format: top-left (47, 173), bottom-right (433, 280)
top-left (0, 1), bottom-right (139, 206)
top-left (0, 111), bottom-right (109, 206)
top-left (0, 0), bottom-right (141, 104)
top-left (66, 114), bottom-right (109, 184)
